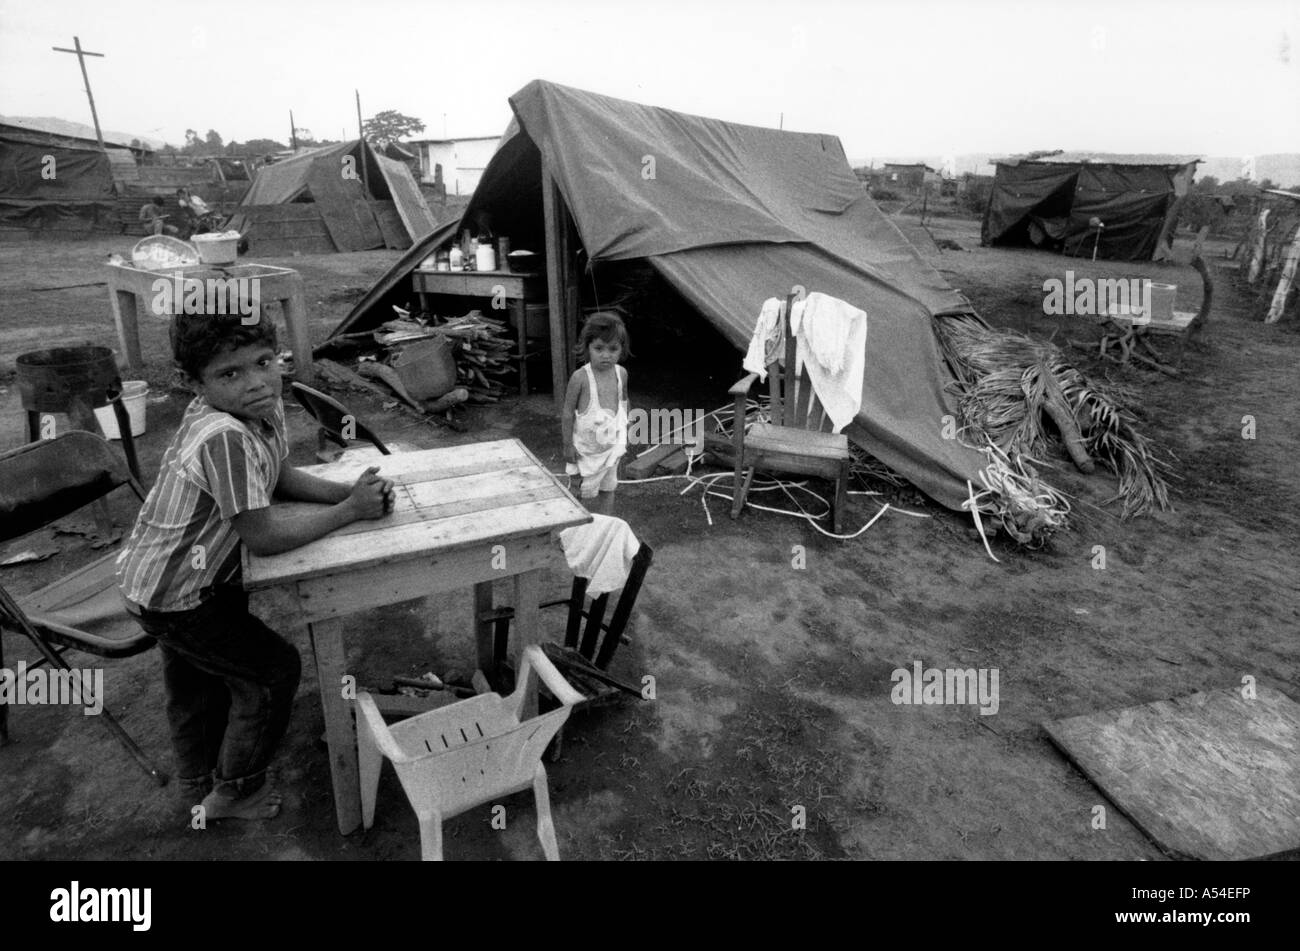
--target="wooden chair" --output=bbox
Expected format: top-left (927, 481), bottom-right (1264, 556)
top-left (482, 541), bottom-right (654, 698)
top-left (0, 432), bottom-right (166, 785)
top-left (729, 292), bottom-right (852, 533)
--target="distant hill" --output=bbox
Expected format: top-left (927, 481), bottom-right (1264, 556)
top-left (849, 153), bottom-right (1300, 187)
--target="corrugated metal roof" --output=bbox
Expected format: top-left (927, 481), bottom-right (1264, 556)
top-left (994, 151), bottom-right (1201, 167)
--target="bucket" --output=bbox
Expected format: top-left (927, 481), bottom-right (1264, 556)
top-left (94, 381), bottom-right (149, 439)
top-left (16, 345), bottom-right (120, 413)
top-left (390, 338), bottom-right (457, 401)
top-left (192, 232), bottom-right (239, 265)
top-left (1147, 282), bottom-right (1177, 323)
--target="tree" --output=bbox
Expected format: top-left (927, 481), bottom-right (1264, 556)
top-left (184, 128), bottom-right (201, 153)
top-left (238, 138), bottom-right (287, 156)
top-left (205, 129), bottom-right (224, 153)
top-left (363, 110), bottom-right (425, 146)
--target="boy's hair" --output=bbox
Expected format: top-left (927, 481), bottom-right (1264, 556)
top-left (170, 313), bottom-right (277, 381)
top-left (575, 311), bottom-right (631, 360)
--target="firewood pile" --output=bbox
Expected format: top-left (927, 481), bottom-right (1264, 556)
top-left (376, 310), bottom-right (516, 404)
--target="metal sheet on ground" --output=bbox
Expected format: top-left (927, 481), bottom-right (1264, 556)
top-left (1044, 686), bottom-right (1300, 860)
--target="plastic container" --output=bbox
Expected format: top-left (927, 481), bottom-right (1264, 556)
top-left (93, 381), bottom-right (149, 439)
top-left (475, 242), bottom-right (497, 272)
top-left (191, 232), bottom-right (239, 265)
top-left (1147, 282), bottom-right (1177, 323)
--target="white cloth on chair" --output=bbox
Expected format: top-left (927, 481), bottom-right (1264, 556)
top-left (742, 297), bottom-right (785, 381)
top-left (789, 292), bottom-right (867, 433)
top-left (557, 514), bottom-right (640, 595)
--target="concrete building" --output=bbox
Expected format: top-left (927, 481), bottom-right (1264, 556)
top-left (408, 136), bottom-right (501, 196)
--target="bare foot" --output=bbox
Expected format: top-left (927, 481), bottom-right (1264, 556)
top-left (200, 783), bottom-right (283, 820)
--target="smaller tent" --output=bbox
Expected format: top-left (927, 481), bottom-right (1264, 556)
top-left (227, 140), bottom-right (438, 255)
top-left (982, 152), bottom-right (1200, 261)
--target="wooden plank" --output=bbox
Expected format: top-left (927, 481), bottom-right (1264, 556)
top-left (369, 200), bottom-right (407, 250)
top-left (294, 535), bottom-right (557, 622)
top-left (412, 271), bottom-right (541, 300)
top-left (624, 443), bottom-right (678, 479)
top-left (296, 440), bottom-right (528, 484)
top-left (1044, 687), bottom-right (1300, 861)
top-left (656, 449), bottom-right (689, 474)
top-left (246, 495), bottom-right (588, 589)
top-left (307, 162), bottom-right (383, 251)
top-left (311, 471), bottom-right (563, 539)
top-left (373, 151), bottom-right (438, 241)
top-left (747, 422), bottom-right (849, 459)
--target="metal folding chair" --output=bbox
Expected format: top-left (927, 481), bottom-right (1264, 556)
top-left (0, 431), bottom-right (166, 785)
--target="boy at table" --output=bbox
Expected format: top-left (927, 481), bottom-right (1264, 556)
top-left (116, 312), bottom-right (396, 821)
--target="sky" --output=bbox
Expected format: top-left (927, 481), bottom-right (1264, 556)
top-left (1, 0), bottom-right (1297, 164)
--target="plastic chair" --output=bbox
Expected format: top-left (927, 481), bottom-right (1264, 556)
top-left (290, 381), bottom-right (391, 457)
top-left (0, 432), bottom-right (166, 785)
top-left (356, 645), bottom-right (583, 860)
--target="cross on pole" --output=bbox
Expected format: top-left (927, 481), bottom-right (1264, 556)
top-left (52, 36), bottom-right (106, 151)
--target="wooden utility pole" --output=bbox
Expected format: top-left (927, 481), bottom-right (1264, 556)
top-left (355, 89), bottom-right (367, 192)
top-left (52, 36), bottom-right (106, 151)
top-left (289, 110), bottom-right (298, 151)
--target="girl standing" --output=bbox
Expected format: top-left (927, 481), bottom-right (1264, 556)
top-left (562, 312), bottom-right (630, 514)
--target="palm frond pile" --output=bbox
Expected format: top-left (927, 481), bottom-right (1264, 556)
top-left (936, 315), bottom-right (1172, 520)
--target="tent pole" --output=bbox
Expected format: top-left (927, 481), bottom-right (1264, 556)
top-left (355, 90), bottom-right (368, 193)
top-left (542, 164), bottom-right (573, 411)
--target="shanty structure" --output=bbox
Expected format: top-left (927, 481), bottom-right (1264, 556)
top-left (0, 121), bottom-right (128, 231)
top-left (982, 152), bottom-right (1201, 262)
top-left (226, 140), bottom-right (438, 255)
top-left (330, 80), bottom-right (994, 513)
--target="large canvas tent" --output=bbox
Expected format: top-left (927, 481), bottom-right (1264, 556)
top-left (982, 152), bottom-right (1200, 262)
top-left (330, 80), bottom-right (993, 512)
top-left (0, 125), bottom-right (130, 232)
top-left (227, 140), bottom-right (438, 255)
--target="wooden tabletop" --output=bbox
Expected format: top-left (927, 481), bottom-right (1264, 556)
top-left (243, 439), bottom-right (589, 590)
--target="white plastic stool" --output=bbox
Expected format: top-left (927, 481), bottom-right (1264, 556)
top-left (356, 645), bottom-right (584, 860)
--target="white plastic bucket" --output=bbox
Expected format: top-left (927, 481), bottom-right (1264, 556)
top-left (1148, 283), bottom-right (1177, 323)
top-left (94, 381), bottom-right (148, 440)
top-left (192, 232), bottom-right (239, 265)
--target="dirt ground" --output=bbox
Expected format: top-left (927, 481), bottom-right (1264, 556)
top-left (0, 219), bottom-right (1296, 861)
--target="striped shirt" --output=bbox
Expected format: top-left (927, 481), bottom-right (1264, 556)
top-left (116, 395), bottom-right (288, 612)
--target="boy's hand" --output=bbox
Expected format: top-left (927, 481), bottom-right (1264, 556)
top-left (564, 447), bottom-right (577, 464)
top-left (346, 467), bottom-right (395, 520)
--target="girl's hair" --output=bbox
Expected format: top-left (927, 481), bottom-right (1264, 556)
top-left (575, 311), bottom-right (631, 361)
top-left (170, 312), bottom-right (277, 381)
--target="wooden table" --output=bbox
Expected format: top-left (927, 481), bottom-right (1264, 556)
top-left (105, 262), bottom-right (315, 383)
top-left (242, 439), bottom-right (589, 834)
top-left (412, 269), bottom-right (545, 394)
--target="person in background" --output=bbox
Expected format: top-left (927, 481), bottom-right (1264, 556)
top-left (139, 197), bottom-right (177, 236)
top-left (176, 187), bottom-right (215, 236)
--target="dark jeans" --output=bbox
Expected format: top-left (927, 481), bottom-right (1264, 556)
top-left (131, 585), bottom-right (300, 802)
